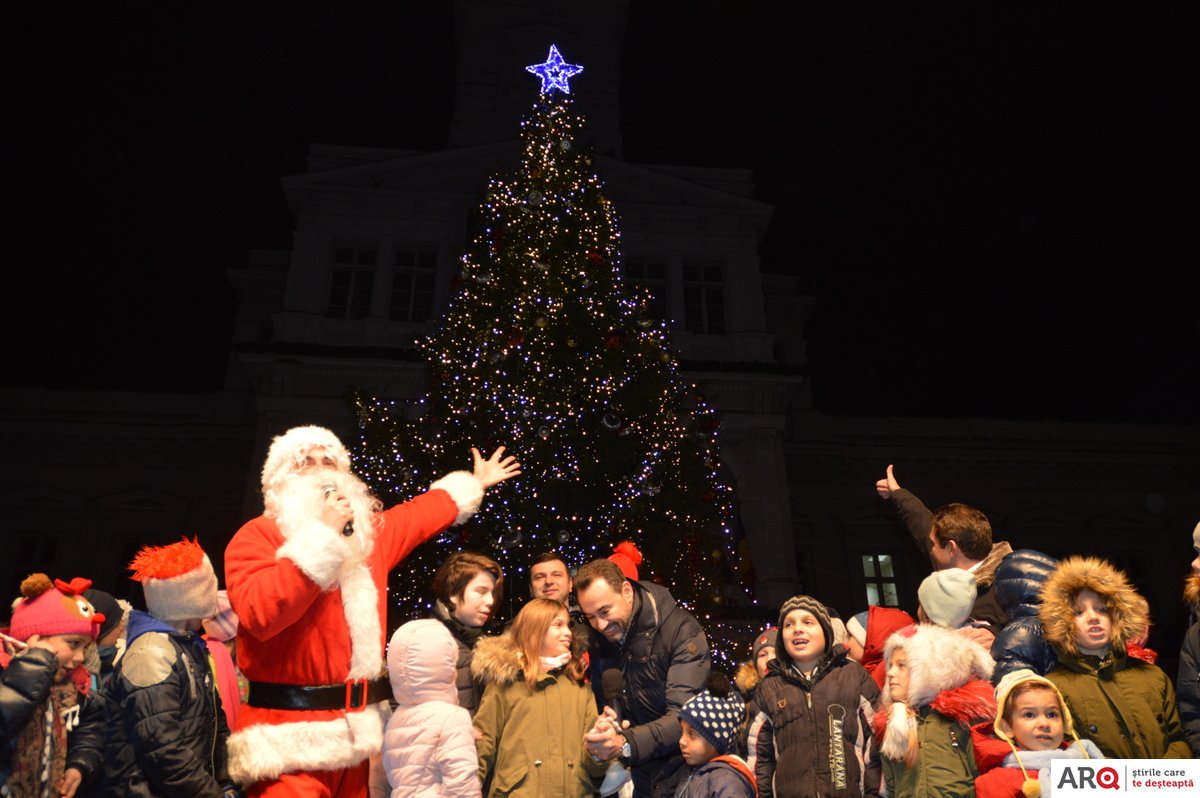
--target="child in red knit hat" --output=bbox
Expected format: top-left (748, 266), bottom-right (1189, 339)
top-left (1, 573), bottom-right (107, 797)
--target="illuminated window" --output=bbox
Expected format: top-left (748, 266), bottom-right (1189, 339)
top-left (862, 553), bottom-right (900, 607)
top-left (328, 242), bottom-right (377, 319)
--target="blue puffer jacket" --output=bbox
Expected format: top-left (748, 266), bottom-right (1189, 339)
top-left (989, 549), bottom-right (1059, 684)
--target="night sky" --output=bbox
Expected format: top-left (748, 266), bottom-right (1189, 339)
top-left (10, 4), bottom-right (1196, 424)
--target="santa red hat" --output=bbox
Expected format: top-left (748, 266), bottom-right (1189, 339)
top-left (609, 541), bottom-right (643, 580)
top-left (5, 574), bottom-right (105, 641)
top-left (261, 425), bottom-right (351, 490)
top-left (129, 537), bottom-right (219, 622)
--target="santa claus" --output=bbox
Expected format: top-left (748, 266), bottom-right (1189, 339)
top-left (224, 425), bottom-right (519, 796)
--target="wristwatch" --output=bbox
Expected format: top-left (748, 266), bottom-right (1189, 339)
top-left (620, 740), bottom-right (632, 761)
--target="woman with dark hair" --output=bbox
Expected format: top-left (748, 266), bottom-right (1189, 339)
top-left (470, 598), bottom-right (607, 797)
top-left (431, 551), bottom-right (504, 715)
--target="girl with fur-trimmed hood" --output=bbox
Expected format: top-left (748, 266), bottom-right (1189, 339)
top-left (874, 624), bottom-right (995, 798)
top-left (471, 598), bottom-right (607, 798)
top-left (1037, 555), bottom-right (1190, 758)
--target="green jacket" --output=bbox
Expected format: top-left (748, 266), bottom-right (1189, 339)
top-left (880, 707), bottom-right (978, 798)
top-left (472, 635), bottom-right (606, 798)
top-left (1047, 646), bottom-right (1191, 759)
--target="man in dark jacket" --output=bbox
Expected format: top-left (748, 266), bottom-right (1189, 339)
top-left (875, 464), bottom-right (1012, 646)
top-left (106, 538), bottom-right (236, 798)
top-left (577, 558), bottom-right (710, 798)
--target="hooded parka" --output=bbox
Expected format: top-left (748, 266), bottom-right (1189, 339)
top-left (382, 619), bottom-right (480, 798)
top-left (1038, 556), bottom-right (1191, 759)
top-left (874, 624), bottom-right (996, 798)
top-left (471, 633), bottom-right (606, 798)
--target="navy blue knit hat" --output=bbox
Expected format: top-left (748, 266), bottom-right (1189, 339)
top-left (679, 672), bottom-right (744, 754)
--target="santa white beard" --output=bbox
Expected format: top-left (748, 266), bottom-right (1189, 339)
top-left (268, 470), bottom-right (381, 562)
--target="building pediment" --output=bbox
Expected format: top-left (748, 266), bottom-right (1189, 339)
top-left (283, 143), bottom-right (771, 221)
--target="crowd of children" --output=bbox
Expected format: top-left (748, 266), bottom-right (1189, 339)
top-left (4, 530), bottom-right (1198, 797)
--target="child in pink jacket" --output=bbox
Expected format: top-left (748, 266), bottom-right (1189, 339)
top-left (382, 619), bottom-right (481, 798)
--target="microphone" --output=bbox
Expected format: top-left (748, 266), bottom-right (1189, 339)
top-left (320, 482), bottom-right (355, 537)
top-left (601, 668), bottom-right (625, 726)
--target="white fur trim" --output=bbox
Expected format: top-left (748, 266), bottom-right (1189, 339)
top-left (429, 471), bottom-right (484, 526)
top-left (882, 624), bottom-right (994, 710)
top-left (881, 702), bottom-right (913, 762)
top-left (227, 703), bottom-right (388, 784)
top-left (277, 519), bottom-right (350, 591)
top-left (262, 425), bottom-right (351, 491)
top-left (338, 560), bottom-right (383, 679)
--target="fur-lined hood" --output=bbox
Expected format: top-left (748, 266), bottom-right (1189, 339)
top-left (1037, 556), bottom-right (1146, 656)
top-left (469, 632), bottom-right (525, 686)
top-left (1184, 572), bottom-right (1200, 614)
top-left (734, 660), bottom-right (760, 698)
top-left (881, 623), bottom-right (993, 709)
top-left (975, 541), bottom-right (1015, 589)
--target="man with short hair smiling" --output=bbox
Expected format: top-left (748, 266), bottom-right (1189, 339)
top-left (528, 551), bottom-right (573, 605)
top-left (576, 558), bottom-right (709, 798)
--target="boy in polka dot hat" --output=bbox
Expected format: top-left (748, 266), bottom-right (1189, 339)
top-left (676, 671), bottom-right (756, 797)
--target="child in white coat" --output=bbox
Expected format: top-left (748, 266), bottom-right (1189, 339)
top-left (382, 619), bottom-right (482, 798)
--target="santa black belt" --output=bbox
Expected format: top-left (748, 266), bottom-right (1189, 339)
top-left (247, 677), bottom-right (390, 711)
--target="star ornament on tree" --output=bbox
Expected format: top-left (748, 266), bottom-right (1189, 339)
top-left (526, 44), bottom-right (583, 95)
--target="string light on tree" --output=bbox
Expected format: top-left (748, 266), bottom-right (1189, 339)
top-left (353, 44), bottom-right (747, 629)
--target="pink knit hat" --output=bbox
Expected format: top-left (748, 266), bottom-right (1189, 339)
top-left (6, 574), bottom-right (105, 641)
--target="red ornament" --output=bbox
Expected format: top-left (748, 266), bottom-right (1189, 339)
top-left (586, 250), bottom-right (605, 264)
top-left (603, 329), bottom-right (625, 349)
top-left (506, 327), bottom-right (525, 347)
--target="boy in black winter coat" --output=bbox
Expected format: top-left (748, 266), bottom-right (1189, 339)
top-left (106, 538), bottom-right (237, 798)
top-left (753, 595), bottom-right (881, 798)
top-left (1, 574), bottom-right (107, 798)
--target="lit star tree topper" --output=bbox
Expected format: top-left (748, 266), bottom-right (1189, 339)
top-left (525, 44), bottom-right (583, 95)
top-left (354, 43), bottom-right (747, 651)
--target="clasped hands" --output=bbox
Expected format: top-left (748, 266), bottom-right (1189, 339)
top-left (583, 705), bottom-right (629, 761)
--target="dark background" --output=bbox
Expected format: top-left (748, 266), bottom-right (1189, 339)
top-left (10, 3), bottom-right (1196, 423)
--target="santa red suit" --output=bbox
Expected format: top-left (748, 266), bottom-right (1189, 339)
top-left (224, 426), bottom-right (485, 794)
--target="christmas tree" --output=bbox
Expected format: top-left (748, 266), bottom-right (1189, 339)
top-left (353, 44), bottom-right (743, 627)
